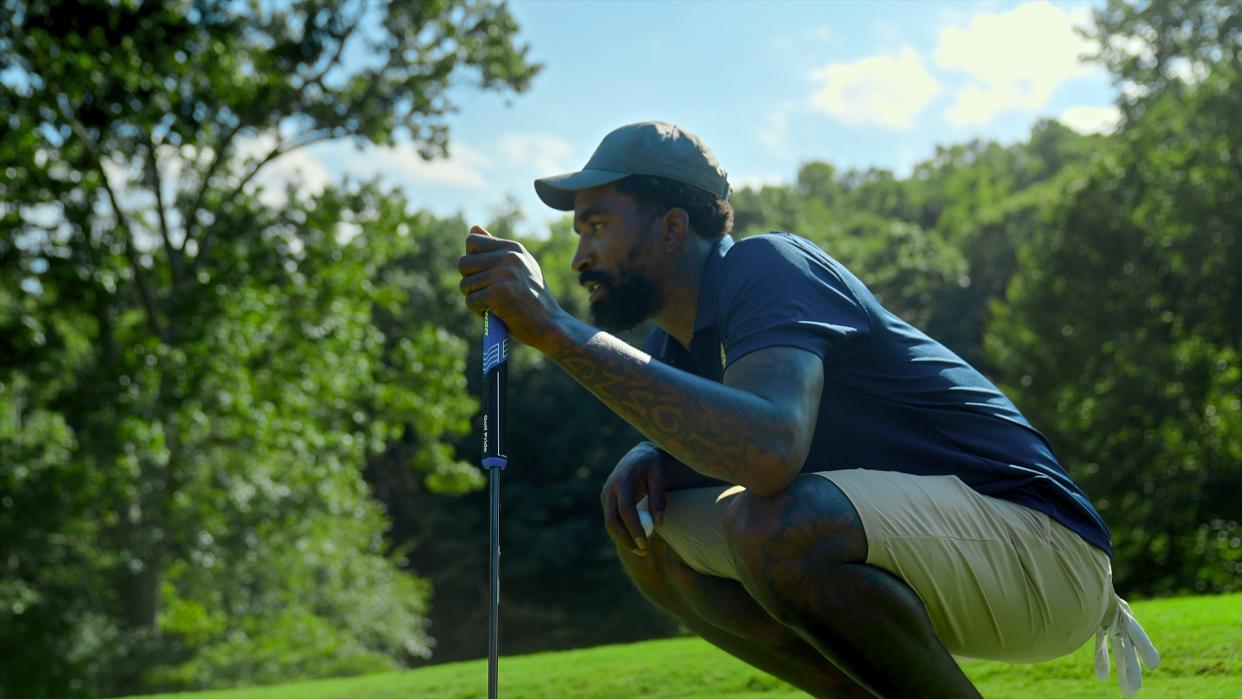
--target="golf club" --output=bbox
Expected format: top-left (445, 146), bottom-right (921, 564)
top-left (481, 310), bottom-right (509, 699)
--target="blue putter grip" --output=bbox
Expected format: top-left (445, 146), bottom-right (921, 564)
top-left (482, 311), bottom-right (509, 469)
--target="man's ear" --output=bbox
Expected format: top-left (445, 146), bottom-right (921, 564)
top-left (661, 207), bottom-right (690, 252)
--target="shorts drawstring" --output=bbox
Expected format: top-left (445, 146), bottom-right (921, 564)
top-left (1094, 593), bottom-right (1160, 696)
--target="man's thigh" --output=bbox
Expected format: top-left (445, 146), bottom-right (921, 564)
top-left (648, 470), bottom-right (1113, 663)
top-left (816, 469), bottom-right (1113, 663)
top-left (642, 485), bottom-right (745, 580)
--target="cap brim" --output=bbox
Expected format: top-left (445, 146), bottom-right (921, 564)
top-left (534, 168), bottom-right (630, 211)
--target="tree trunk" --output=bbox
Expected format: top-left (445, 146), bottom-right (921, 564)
top-left (118, 558), bottom-right (162, 630)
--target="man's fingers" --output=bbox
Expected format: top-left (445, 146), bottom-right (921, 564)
top-left (615, 488), bottom-right (648, 553)
top-left (459, 270), bottom-right (489, 296)
top-left (465, 231), bottom-right (521, 255)
top-left (645, 466), bottom-right (666, 527)
top-left (458, 250), bottom-right (514, 277)
top-left (601, 492), bottom-right (637, 554)
top-left (604, 514), bottom-right (639, 556)
top-left (458, 246), bottom-right (525, 317)
top-left (464, 288), bottom-right (494, 317)
top-left (459, 269), bottom-right (511, 298)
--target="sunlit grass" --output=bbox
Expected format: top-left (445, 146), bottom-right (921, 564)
top-left (123, 593), bottom-right (1240, 699)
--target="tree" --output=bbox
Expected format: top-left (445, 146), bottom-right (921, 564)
top-left (988, 0), bottom-right (1242, 595)
top-left (795, 161), bottom-right (843, 207)
top-left (1089, 0), bottom-right (1242, 123)
top-left (0, 1), bottom-right (538, 695)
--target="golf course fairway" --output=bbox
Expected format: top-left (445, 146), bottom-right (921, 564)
top-left (124, 593), bottom-right (1240, 698)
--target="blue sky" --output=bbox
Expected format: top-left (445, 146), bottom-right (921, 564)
top-left (262, 0), bottom-right (1120, 237)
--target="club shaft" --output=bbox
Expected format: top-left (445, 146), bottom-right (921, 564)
top-left (489, 467), bottom-right (500, 699)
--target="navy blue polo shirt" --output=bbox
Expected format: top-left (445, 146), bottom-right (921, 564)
top-left (642, 232), bottom-right (1111, 555)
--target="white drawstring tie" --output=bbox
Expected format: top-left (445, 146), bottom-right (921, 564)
top-left (1094, 594), bottom-right (1160, 696)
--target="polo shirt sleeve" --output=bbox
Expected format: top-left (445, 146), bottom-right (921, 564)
top-left (718, 236), bottom-right (871, 367)
top-left (640, 328), bottom-right (665, 357)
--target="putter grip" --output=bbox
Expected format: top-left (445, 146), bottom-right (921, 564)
top-left (482, 311), bottom-right (509, 469)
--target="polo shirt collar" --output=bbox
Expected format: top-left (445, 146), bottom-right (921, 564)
top-left (692, 234), bottom-right (734, 332)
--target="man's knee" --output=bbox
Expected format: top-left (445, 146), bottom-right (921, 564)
top-left (722, 475), bottom-right (867, 585)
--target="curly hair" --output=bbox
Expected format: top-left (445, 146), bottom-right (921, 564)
top-left (614, 175), bottom-right (734, 242)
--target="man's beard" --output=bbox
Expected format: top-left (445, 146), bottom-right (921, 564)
top-left (581, 264), bottom-right (663, 333)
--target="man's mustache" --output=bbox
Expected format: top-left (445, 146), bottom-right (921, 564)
top-left (578, 270), bottom-right (615, 288)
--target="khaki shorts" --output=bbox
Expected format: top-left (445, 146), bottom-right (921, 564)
top-left (648, 468), bottom-right (1115, 663)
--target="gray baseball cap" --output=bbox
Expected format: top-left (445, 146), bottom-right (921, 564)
top-left (534, 121), bottom-right (730, 211)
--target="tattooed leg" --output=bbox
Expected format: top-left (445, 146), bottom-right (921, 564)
top-left (723, 475), bottom-right (982, 699)
top-left (617, 535), bottom-right (873, 698)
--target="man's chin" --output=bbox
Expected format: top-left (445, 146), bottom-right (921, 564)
top-left (586, 275), bottom-right (662, 333)
top-left (589, 301), bottom-right (648, 334)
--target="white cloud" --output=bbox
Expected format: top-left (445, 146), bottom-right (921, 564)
top-left (808, 47), bottom-right (941, 130)
top-left (935, 1), bottom-right (1099, 126)
top-left (331, 141), bottom-right (489, 190)
top-left (231, 132), bottom-right (333, 207)
top-left (330, 133), bottom-right (575, 231)
top-left (494, 132), bottom-right (576, 176)
top-left (313, 131), bottom-right (569, 196)
top-left (1058, 105), bottom-right (1120, 134)
top-left (253, 149), bottom-right (332, 208)
top-left (216, 130), bottom-right (570, 237)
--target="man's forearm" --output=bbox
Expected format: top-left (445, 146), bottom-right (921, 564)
top-left (633, 441), bottom-right (728, 490)
top-left (662, 449), bottom-right (730, 490)
top-left (541, 315), bottom-right (797, 494)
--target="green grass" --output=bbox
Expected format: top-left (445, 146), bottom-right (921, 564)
top-left (126, 594), bottom-right (1240, 699)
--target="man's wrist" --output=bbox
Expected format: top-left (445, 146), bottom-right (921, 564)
top-left (529, 307), bottom-right (580, 355)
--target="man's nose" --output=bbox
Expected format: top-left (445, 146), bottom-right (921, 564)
top-left (571, 238), bottom-right (592, 273)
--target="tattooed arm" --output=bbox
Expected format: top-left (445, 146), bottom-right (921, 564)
top-left (661, 448), bottom-right (730, 490)
top-left (627, 441), bottom-right (729, 490)
top-left (543, 314), bottom-right (824, 496)
top-left (455, 228), bottom-right (823, 494)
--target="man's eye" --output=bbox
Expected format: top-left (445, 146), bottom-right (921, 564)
top-left (590, 221), bottom-right (605, 233)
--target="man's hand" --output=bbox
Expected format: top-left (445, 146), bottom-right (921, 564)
top-left (458, 225), bottom-right (569, 350)
top-left (600, 442), bottom-right (669, 557)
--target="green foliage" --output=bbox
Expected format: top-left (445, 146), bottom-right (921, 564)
top-left (5, 0), bottom-right (1239, 691)
top-left (2, 177), bottom-right (490, 696)
top-left (1, 0), bottom-right (537, 696)
top-left (0, 271), bottom-right (119, 697)
top-left (987, 28), bottom-right (1241, 595)
top-left (1089, 0), bottom-right (1242, 122)
top-left (148, 503), bottom-right (430, 690)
